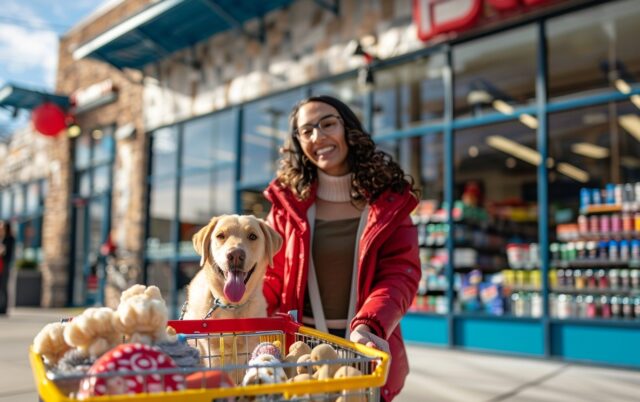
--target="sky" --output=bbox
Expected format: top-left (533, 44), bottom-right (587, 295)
top-left (0, 0), bottom-right (120, 137)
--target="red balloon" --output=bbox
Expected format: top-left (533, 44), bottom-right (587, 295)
top-left (32, 102), bottom-right (66, 136)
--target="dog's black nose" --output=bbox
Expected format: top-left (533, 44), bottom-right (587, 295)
top-left (227, 248), bottom-right (246, 266)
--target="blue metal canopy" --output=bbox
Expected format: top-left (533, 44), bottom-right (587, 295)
top-left (0, 83), bottom-right (69, 110)
top-left (73, 0), bottom-right (295, 70)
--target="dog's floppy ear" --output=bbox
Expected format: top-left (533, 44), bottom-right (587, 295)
top-left (193, 217), bottom-right (219, 267)
top-left (258, 219), bottom-right (283, 266)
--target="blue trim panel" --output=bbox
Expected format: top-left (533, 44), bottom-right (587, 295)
top-left (454, 317), bottom-right (544, 356)
top-left (551, 322), bottom-right (640, 368)
top-left (401, 314), bottom-right (448, 346)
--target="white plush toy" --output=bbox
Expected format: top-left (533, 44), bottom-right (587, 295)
top-left (63, 307), bottom-right (121, 359)
top-left (33, 322), bottom-right (72, 365)
top-left (112, 284), bottom-right (169, 344)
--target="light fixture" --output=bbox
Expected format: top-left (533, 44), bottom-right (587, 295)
top-left (491, 99), bottom-right (538, 129)
top-left (492, 99), bottom-right (513, 115)
top-left (92, 129), bottom-right (103, 139)
top-left (486, 135), bottom-right (542, 166)
top-left (557, 162), bottom-right (589, 183)
top-left (571, 142), bottom-right (610, 159)
top-left (468, 146), bottom-right (479, 158)
top-left (487, 135), bottom-right (588, 182)
top-left (614, 78), bottom-right (640, 110)
top-left (621, 156), bottom-right (640, 169)
top-left (619, 114), bottom-right (640, 142)
top-left (67, 124), bottom-right (81, 138)
top-left (615, 78), bottom-right (632, 94)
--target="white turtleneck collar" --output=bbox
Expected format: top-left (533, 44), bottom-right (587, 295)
top-left (316, 170), bottom-right (352, 202)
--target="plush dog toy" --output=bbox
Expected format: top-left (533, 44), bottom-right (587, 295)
top-left (33, 322), bottom-right (72, 366)
top-left (112, 284), bottom-right (169, 345)
top-left (63, 307), bottom-right (121, 360)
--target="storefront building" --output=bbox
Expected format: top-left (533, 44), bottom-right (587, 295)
top-left (63, 0), bottom-right (640, 368)
top-left (43, 0), bottom-right (153, 307)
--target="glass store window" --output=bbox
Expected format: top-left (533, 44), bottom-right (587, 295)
top-left (547, 100), bottom-right (640, 322)
top-left (1, 188), bottom-right (12, 218)
top-left (454, 26), bottom-right (536, 119)
top-left (179, 111), bottom-right (236, 256)
top-left (147, 126), bottom-right (178, 259)
top-left (548, 0), bottom-right (640, 101)
top-left (70, 126), bottom-right (115, 306)
top-left (454, 121), bottom-right (538, 317)
top-left (239, 90), bottom-right (304, 215)
top-left (373, 54), bottom-right (446, 136)
top-left (311, 77), bottom-right (366, 123)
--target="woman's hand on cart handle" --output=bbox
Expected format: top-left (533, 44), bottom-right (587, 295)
top-left (350, 324), bottom-right (390, 354)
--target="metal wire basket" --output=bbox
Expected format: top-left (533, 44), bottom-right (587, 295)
top-left (30, 314), bottom-right (389, 401)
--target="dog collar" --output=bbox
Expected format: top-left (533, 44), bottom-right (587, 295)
top-left (179, 296), bottom-right (248, 320)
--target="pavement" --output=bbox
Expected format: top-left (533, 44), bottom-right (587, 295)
top-left (2, 307), bottom-right (639, 402)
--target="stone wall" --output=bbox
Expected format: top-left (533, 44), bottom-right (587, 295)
top-left (41, 0), bottom-right (153, 307)
top-left (143, 0), bottom-right (421, 129)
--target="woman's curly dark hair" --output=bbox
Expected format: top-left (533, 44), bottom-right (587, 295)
top-left (276, 95), bottom-right (419, 202)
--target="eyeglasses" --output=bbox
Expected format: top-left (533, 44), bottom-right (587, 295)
top-left (295, 115), bottom-right (342, 141)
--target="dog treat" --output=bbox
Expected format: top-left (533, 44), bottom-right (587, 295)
top-left (313, 364), bottom-right (333, 380)
top-left (113, 285), bottom-right (169, 345)
top-left (33, 322), bottom-right (72, 366)
top-left (63, 307), bottom-right (120, 359)
top-left (250, 341), bottom-right (282, 361)
top-left (310, 344), bottom-right (339, 376)
top-left (334, 366), bottom-right (363, 378)
top-left (335, 366), bottom-right (366, 402)
top-left (296, 353), bottom-right (313, 375)
top-left (77, 343), bottom-right (184, 399)
top-left (283, 340), bottom-right (312, 378)
top-left (289, 373), bottom-right (313, 383)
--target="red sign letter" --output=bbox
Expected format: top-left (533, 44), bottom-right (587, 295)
top-left (414, 0), bottom-right (483, 42)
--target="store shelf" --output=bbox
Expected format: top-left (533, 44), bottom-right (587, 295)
top-left (453, 312), bottom-right (541, 322)
top-left (506, 285), bottom-right (541, 292)
top-left (551, 260), bottom-right (640, 269)
top-left (583, 204), bottom-right (623, 214)
top-left (551, 287), bottom-right (640, 296)
top-left (550, 317), bottom-right (640, 327)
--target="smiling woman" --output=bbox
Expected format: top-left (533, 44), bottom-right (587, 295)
top-left (263, 95), bottom-right (421, 401)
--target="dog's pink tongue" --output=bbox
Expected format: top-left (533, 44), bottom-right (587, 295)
top-left (223, 272), bottom-right (246, 303)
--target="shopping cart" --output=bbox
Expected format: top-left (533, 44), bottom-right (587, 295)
top-left (30, 314), bottom-right (390, 401)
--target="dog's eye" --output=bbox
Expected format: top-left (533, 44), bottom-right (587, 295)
top-left (248, 233), bottom-right (258, 241)
top-left (216, 233), bottom-right (225, 240)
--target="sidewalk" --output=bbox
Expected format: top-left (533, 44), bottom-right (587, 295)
top-left (2, 307), bottom-right (639, 401)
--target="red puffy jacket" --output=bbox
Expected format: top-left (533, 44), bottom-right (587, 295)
top-left (263, 180), bottom-right (421, 400)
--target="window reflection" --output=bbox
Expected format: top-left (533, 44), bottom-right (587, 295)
top-left (454, 26), bottom-right (536, 118)
top-left (151, 127), bottom-right (178, 178)
top-left (74, 134), bottom-right (91, 169)
top-left (183, 113), bottom-right (236, 172)
top-left (373, 55), bottom-right (445, 135)
top-left (241, 90), bottom-right (305, 186)
top-left (311, 78), bottom-right (366, 123)
top-left (93, 127), bottom-right (115, 165)
top-left (179, 168), bottom-right (234, 255)
top-left (26, 182), bottom-right (39, 214)
top-left (13, 185), bottom-right (24, 216)
top-left (548, 0), bottom-right (640, 101)
top-left (453, 121), bottom-right (539, 316)
top-left (147, 177), bottom-right (176, 258)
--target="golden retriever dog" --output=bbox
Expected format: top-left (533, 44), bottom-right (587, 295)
top-left (183, 215), bottom-right (282, 368)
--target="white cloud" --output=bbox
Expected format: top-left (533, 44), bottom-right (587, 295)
top-left (0, 23), bottom-right (58, 88)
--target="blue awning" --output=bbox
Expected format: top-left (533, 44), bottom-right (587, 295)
top-left (0, 84), bottom-right (69, 110)
top-left (73, 0), bottom-right (295, 70)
